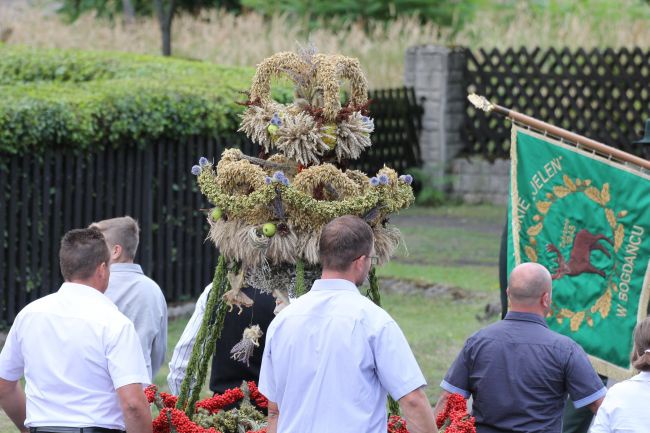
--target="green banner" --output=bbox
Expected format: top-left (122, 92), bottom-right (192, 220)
top-left (508, 125), bottom-right (650, 379)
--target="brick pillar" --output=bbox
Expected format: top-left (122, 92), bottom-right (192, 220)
top-left (404, 45), bottom-right (467, 180)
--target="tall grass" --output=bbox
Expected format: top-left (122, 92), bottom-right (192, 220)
top-left (1, 1), bottom-right (649, 88)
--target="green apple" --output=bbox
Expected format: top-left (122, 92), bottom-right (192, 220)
top-left (267, 124), bottom-right (279, 135)
top-left (322, 123), bottom-right (337, 149)
top-left (262, 222), bottom-right (277, 237)
top-left (211, 207), bottom-right (222, 221)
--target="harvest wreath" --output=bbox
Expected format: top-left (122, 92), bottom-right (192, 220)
top-left (170, 46), bottom-right (418, 431)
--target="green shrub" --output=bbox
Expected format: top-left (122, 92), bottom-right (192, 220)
top-left (410, 166), bottom-right (455, 207)
top-left (0, 45), bottom-right (292, 155)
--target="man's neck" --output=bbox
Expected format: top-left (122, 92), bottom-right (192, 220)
top-left (320, 270), bottom-right (357, 285)
top-left (112, 258), bottom-right (135, 265)
top-left (67, 278), bottom-right (104, 293)
top-left (509, 306), bottom-right (545, 317)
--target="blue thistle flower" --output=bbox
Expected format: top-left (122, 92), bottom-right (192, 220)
top-left (265, 176), bottom-right (272, 185)
top-left (198, 156), bottom-right (209, 167)
top-left (271, 113), bottom-right (282, 126)
top-left (378, 174), bottom-right (389, 185)
top-left (369, 177), bottom-right (380, 187)
top-left (191, 165), bottom-right (201, 176)
top-left (272, 171), bottom-right (286, 182)
top-left (282, 177), bottom-right (289, 186)
top-left (404, 174), bottom-right (413, 184)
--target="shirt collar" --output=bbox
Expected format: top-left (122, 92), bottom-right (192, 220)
top-left (504, 311), bottom-right (549, 328)
top-left (58, 282), bottom-right (116, 307)
top-left (109, 263), bottom-right (143, 274)
top-left (311, 279), bottom-right (360, 293)
top-left (631, 371), bottom-right (650, 382)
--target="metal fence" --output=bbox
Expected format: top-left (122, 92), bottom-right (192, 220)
top-left (0, 87), bottom-right (422, 326)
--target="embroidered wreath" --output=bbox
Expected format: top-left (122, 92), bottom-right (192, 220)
top-left (523, 175), bottom-right (627, 332)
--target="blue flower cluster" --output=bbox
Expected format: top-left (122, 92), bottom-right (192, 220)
top-left (266, 171), bottom-right (289, 186)
top-left (361, 115), bottom-right (374, 128)
top-left (191, 156), bottom-right (211, 176)
top-left (399, 174), bottom-right (413, 185)
top-left (271, 113), bottom-right (282, 127)
top-left (369, 174), bottom-right (392, 187)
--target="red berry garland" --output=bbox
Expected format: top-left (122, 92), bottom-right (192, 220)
top-left (387, 415), bottom-right (409, 433)
top-left (195, 388), bottom-right (245, 413)
top-left (153, 408), bottom-right (219, 433)
top-left (435, 393), bottom-right (476, 433)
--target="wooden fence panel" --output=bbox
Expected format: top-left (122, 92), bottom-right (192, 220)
top-left (0, 87), bottom-right (423, 326)
top-left (464, 47), bottom-right (650, 160)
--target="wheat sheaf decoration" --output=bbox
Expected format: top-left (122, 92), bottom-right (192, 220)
top-left (239, 50), bottom-right (373, 166)
top-left (179, 48), bottom-right (415, 416)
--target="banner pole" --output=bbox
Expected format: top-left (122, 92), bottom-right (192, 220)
top-left (468, 93), bottom-right (650, 171)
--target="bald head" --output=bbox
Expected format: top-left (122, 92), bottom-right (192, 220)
top-left (508, 262), bottom-right (552, 307)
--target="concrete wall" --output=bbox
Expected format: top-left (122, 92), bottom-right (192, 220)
top-left (405, 45), bottom-right (509, 205)
top-left (450, 157), bottom-right (510, 205)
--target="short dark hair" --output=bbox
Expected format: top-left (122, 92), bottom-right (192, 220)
top-left (632, 317), bottom-right (650, 372)
top-left (59, 228), bottom-right (110, 281)
top-left (319, 215), bottom-right (373, 272)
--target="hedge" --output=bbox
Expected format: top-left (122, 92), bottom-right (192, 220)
top-left (0, 45), bottom-right (292, 155)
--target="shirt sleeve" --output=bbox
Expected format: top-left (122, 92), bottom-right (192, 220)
top-left (588, 393), bottom-right (612, 433)
top-left (440, 338), bottom-right (471, 398)
top-left (0, 319), bottom-right (24, 381)
top-left (373, 321), bottom-right (427, 401)
top-left (167, 284), bottom-right (210, 395)
top-left (258, 324), bottom-right (277, 403)
top-left (106, 320), bottom-right (150, 389)
top-left (565, 343), bottom-right (607, 408)
top-left (150, 292), bottom-right (168, 380)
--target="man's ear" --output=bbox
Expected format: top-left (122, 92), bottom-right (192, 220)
top-left (111, 244), bottom-right (122, 261)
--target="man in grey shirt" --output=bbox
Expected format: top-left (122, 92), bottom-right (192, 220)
top-left (90, 216), bottom-right (168, 382)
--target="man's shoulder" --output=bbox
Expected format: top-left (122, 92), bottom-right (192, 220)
top-left (15, 292), bottom-right (58, 318)
top-left (116, 271), bottom-right (165, 297)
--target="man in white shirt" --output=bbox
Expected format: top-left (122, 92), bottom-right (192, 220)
top-left (258, 215), bottom-right (438, 433)
top-left (0, 228), bottom-right (152, 433)
top-left (90, 216), bottom-right (168, 382)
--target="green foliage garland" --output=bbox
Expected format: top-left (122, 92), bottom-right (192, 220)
top-left (197, 163), bottom-right (414, 229)
top-left (177, 256), bottom-right (228, 412)
top-left (294, 258), bottom-right (306, 297)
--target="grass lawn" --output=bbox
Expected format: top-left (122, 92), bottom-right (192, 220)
top-left (0, 204), bottom-right (504, 430)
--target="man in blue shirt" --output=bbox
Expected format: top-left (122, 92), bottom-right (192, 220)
top-left (435, 262), bottom-right (606, 433)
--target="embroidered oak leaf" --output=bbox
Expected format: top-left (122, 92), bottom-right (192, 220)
top-left (558, 308), bottom-right (575, 318)
top-left (524, 245), bottom-right (537, 262)
top-left (614, 224), bottom-right (624, 253)
top-left (527, 223), bottom-right (543, 236)
top-left (584, 186), bottom-right (602, 205)
top-left (600, 183), bottom-right (610, 205)
top-left (536, 201), bottom-right (552, 215)
top-left (563, 175), bottom-right (576, 191)
top-left (553, 185), bottom-right (571, 198)
top-left (570, 311), bottom-right (585, 331)
top-left (605, 209), bottom-right (617, 230)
